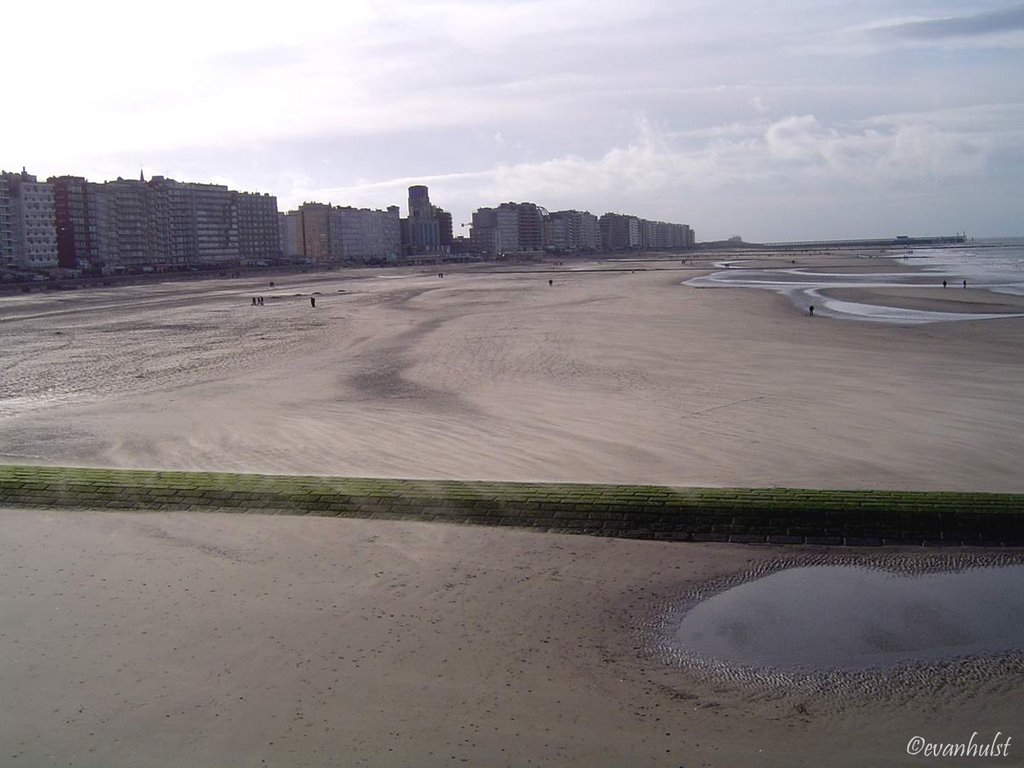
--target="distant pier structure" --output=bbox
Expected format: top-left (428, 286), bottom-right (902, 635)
top-left (759, 235), bottom-right (966, 250)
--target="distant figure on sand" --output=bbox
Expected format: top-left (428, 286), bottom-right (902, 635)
top-left (809, 305), bottom-right (815, 317)
top-left (310, 297), bottom-right (316, 308)
top-left (963, 279), bottom-right (968, 289)
top-left (252, 297), bottom-right (257, 306)
top-left (943, 280), bottom-right (947, 288)
top-left (548, 279), bottom-right (553, 286)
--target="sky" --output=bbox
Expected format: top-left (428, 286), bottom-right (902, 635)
top-left (4, 0), bottom-right (1024, 242)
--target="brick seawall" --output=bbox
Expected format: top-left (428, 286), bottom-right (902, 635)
top-left (1, 465), bottom-right (1022, 546)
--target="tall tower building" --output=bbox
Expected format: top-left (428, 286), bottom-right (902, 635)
top-left (407, 185), bottom-right (440, 253)
top-left (50, 176), bottom-right (96, 269)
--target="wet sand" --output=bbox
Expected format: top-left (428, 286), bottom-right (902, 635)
top-left (822, 286), bottom-right (1024, 314)
top-left (2, 508), bottom-right (1019, 768)
top-left (2, 255), bottom-right (1023, 491)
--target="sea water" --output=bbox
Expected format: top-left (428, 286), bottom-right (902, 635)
top-left (914, 238), bottom-right (1024, 297)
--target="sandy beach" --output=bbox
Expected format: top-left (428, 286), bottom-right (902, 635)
top-left (2, 254), bottom-right (1023, 766)
top-left (2, 508), bottom-right (1020, 768)
top-left (1, 253), bottom-right (1023, 491)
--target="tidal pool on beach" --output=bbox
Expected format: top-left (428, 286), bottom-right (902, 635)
top-left (686, 264), bottom-right (1024, 324)
top-left (672, 564), bottom-right (1024, 672)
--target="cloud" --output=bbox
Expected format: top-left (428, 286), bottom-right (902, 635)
top-left (4, 0), bottom-right (1023, 240)
top-left (277, 103), bottom-right (1022, 239)
top-left (872, 4), bottom-right (1024, 40)
top-left (208, 46), bottom-right (306, 70)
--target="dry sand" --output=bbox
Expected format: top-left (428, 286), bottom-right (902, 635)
top-left (2, 508), bottom-right (1020, 768)
top-left (2, 254), bottom-right (1023, 491)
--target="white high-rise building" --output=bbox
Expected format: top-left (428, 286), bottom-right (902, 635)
top-left (332, 206), bottom-right (401, 262)
top-left (3, 171), bottom-right (58, 269)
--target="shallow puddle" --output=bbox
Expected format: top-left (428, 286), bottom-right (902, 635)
top-left (674, 564), bottom-right (1024, 671)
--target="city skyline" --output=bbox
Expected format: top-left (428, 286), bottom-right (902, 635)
top-left (2, 168), bottom-right (696, 272)
top-left (5, 0), bottom-right (1024, 241)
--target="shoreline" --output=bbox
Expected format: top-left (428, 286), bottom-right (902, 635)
top-left (684, 246), bottom-right (1024, 322)
top-left (819, 286), bottom-right (1024, 315)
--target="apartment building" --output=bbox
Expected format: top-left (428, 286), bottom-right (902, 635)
top-left (495, 205), bottom-right (520, 252)
top-left (469, 207), bottom-right (499, 254)
top-left (89, 178), bottom-right (154, 270)
top-left (332, 206), bottom-right (401, 262)
top-left (297, 203), bottom-right (333, 264)
top-left (279, 211), bottom-right (303, 259)
top-left (598, 212), bottom-right (694, 251)
top-left (291, 202), bottom-right (401, 263)
top-left (547, 210), bottom-right (601, 252)
top-left (470, 201), bottom-right (548, 255)
top-left (235, 191), bottom-right (280, 264)
top-left (599, 213), bottom-right (638, 251)
top-left (187, 182), bottom-right (239, 265)
top-left (580, 212), bottom-right (601, 250)
top-left (76, 174), bottom-right (280, 270)
top-left (50, 176), bottom-right (96, 269)
top-left (3, 170), bottom-right (58, 269)
top-left (436, 209), bottom-right (453, 248)
top-left (0, 175), bottom-right (13, 266)
top-left (516, 203), bottom-right (545, 251)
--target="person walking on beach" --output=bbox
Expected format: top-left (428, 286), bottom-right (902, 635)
top-left (963, 279), bottom-right (968, 289)
top-left (252, 297), bottom-right (257, 306)
top-left (548, 279), bottom-right (553, 286)
top-left (310, 296), bottom-right (316, 308)
top-left (809, 305), bottom-right (815, 316)
top-left (943, 280), bottom-right (947, 288)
